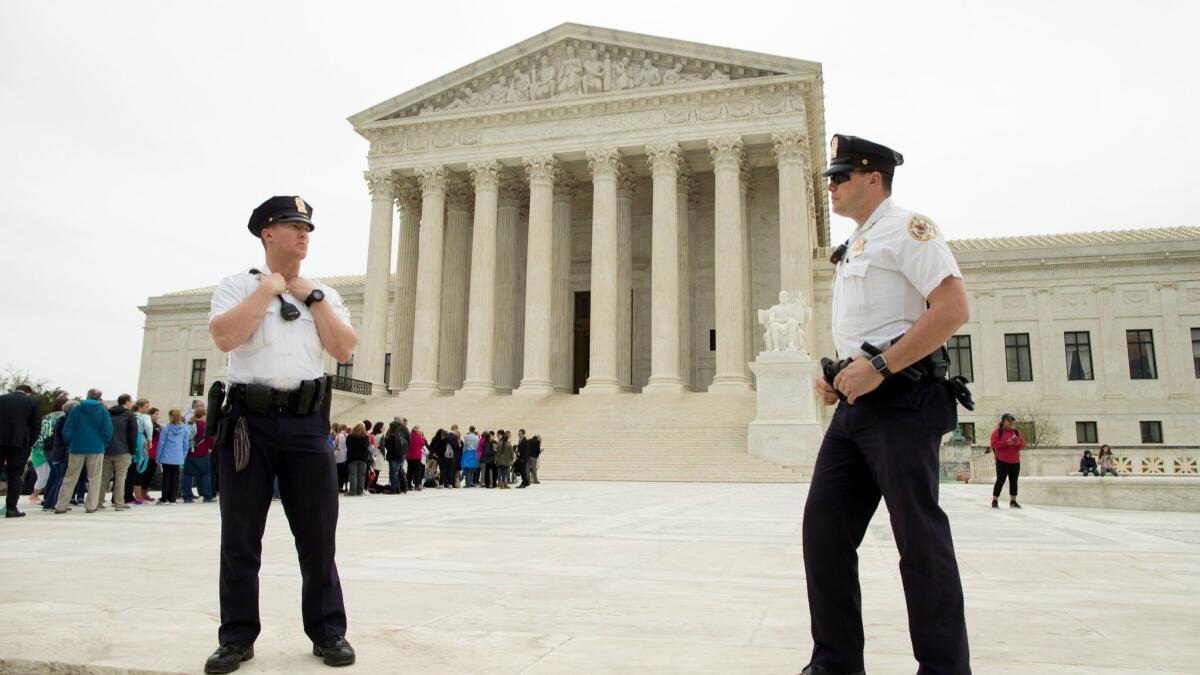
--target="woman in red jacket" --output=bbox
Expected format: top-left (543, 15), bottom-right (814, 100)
top-left (989, 412), bottom-right (1026, 509)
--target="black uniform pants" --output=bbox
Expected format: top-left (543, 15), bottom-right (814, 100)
top-left (217, 404), bottom-right (346, 647)
top-left (802, 378), bottom-right (970, 675)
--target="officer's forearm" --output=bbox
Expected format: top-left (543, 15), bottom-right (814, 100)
top-left (210, 287), bottom-right (275, 352)
top-left (311, 301), bottom-right (358, 363)
top-left (881, 276), bottom-right (969, 371)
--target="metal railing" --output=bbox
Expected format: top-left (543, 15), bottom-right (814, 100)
top-left (328, 374), bottom-right (373, 396)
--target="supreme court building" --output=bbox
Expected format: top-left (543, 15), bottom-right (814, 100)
top-left (139, 25), bottom-right (1200, 480)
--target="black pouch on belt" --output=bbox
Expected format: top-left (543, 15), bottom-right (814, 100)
top-left (296, 379), bottom-right (317, 414)
top-left (244, 383), bottom-right (273, 415)
top-left (206, 381), bottom-right (227, 446)
top-left (320, 375), bottom-right (333, 422)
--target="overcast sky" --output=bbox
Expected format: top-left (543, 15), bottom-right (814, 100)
top-left (2, 0), bottom-right (1196, 398)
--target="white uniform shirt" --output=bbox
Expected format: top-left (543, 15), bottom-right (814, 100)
top-left (831, 198), bottom-right (962, 360)
top-left (209, 264), bottom-right (352, 390)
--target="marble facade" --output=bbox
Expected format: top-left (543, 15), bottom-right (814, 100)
top-left (136, 24), bottom-right (1200, 462)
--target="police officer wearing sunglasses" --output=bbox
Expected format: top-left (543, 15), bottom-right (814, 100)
top-left (801, 136), bottom-right (972, 675)
top-left (204, 196), bottom-right (358, 673)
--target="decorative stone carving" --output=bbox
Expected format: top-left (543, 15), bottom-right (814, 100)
top-left (444, 175), bottom-right (473, 210)
top-left (363, 169), bottom-right (396, 198)
top-left (554, 171), bottom-right (578, 201)
top-left (467, 160), bottom-right (502, 189)
top-left (416, 166), bottom-right (447, 195)
top-left (708, 136), bottom-right (745, 170)
top-left (395, 40), bottom-right (780, 118)
top-left (771, 130), bottom-right (808, 165)
top-left (758, 290), bottom-right (812, 354)
top-left (1002, 295), bottom-right (1027, 309)
top-left (497, 170), bottom-right (524, 204)
top-left (645, 141), bottom-right (683, 176)
top-left (1123, 290), bottom-right (1150, 305)
top-left (524, 155), bottom-right (559, 186)
top-left (587, 147), bottom-right (624, 178)
top-left (394, 180), bottom-right (421, 213)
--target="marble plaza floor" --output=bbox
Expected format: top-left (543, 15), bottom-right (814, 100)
top-left (1, 481), bottom-right (1198, 674)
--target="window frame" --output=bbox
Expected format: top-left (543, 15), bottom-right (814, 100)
top-left (1139, 420), bottom-right (1163, 444)
top-left (1064, 331), bottom-right (1094, 381)
top-left (947, 335), bottom-right (974, 383)
top-left (1126, 329), bottom-right (1158, 380)
top-left (189, 358), bottom-right (207, 397)
top-left (1004, 332), bottom-right (1034, 382)
top-left (1075, 421), bottom-right (1098, 444)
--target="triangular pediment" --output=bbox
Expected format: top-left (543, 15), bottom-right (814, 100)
top-left (349, 23), bottom-right (821, 127)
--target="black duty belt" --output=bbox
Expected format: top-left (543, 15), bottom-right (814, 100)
top-left (228, 378), bottom-right (326, 416)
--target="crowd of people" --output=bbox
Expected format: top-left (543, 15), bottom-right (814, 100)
top-left (329, 418), bottom-right (544, 494)
top-left (1, 385), bottom-right (545, 517)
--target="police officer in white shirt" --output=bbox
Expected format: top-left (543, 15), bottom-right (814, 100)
top-left (204, 196), bottom-right (358, 674)
top-left (801, 136), bottom-right (972, 675)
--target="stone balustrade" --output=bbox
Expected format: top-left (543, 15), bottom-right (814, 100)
top-left (966, 445), bottom-right (1200, 483)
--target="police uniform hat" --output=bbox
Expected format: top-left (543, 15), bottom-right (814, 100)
top-left (822, 134), bottom-right (904, 177)
top-left (247, 196), bottom-right (315, 237)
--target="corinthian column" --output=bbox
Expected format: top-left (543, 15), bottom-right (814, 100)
top-left (492, 173), bottom-right (522, 393)
top-left (644, 142), bottom-right (684, 393)
top-left (408, 165), bottom-right (447, 393)
top-left (517, 155), bottom-right (559, 395)
top-left (551, 171), bottom-right (578, 393)
top-left (772, 131), bottom-right (814, 307)
top-left (359, 168), bottom-right (396, 392)
top-left (389, 181), bottom-right (421, 390)
top-left (708, 136), bottom-right (750, 392)
top-left (438, 175), bottom-right (472, 392)
top-left (460, 161), bottom-right (501, 395)
top-left (581, 148), bottom-right (624, 394)
top-left (616, 165), bottom-right (636, 391)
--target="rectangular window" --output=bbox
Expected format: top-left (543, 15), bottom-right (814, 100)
top-left (384, 353), bottom-right (391, 388)
top-left (1004, 333), bottom-right (1033, 382)
top-left (709, 329), bottom-right (716, 351)
top-left (336, 357), bottom-right (354, 380)
top-left (947, 335), bottom-right (974, 383)
top-left (1076, 421), bottom-right (1098, 444)
top-left (1140, 420), bottom-right (1163, 444)
top-left (189, 359), bottom-right (206, 397)
top-left (1126, 329), bottom-right (1158, 379)
top-left (1192, 327), bottom-right (1199, 378)
top-left (958, 422), bottom-right (976, 444)
top-left (1064, 331), bottom-right (1094, 381)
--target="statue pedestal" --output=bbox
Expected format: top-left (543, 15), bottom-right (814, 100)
top-left (748, 350), bottom-right (825, 475)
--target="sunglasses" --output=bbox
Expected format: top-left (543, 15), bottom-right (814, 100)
top-left (827, 171), bottom-right (854, 185)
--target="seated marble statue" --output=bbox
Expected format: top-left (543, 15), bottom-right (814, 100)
top-left (758, 290), bottom-right (810, 353)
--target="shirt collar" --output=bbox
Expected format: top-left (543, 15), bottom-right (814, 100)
top-left (854, 198), bottom-right (894, 238)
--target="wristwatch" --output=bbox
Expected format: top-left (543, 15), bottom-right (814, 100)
top-left (304, 288), bottom-right (326, 308)
top-left (869, 353), bottom-right (893, 378)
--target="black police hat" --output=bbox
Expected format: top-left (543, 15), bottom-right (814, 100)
top-left (822, 134), bottom-right (904, 177)
top-left (247, 196), bottom-right (315, 237)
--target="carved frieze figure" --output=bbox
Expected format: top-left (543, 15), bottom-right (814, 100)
top-left (532, 55), bottom-right (557, 100)
top-left (709, 65), bottom-right (731, 81)
top-left (558, 45), bottom-right (583, 95)
top-left (507, 69), bottom-right (532, 103)
top-left (636, 58), bottom-right (661, 88)
top-left (758, 290), bottom-right (811, 353)
top-left (662, 62), bottom-right (684, 85)
top-left (487, 75), bottom-right (509, 105)
top-left (612, 56), bottom-right (633, 90)
top-left (582, 48), bottom-right (606, 94)
top-left (445, 87), bottom-right (473, 110)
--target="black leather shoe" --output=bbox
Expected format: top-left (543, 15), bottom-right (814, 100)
top-left (313, 635), bottom-right (356, 667)
top-left (1010, 501), bottom-right (1022, 509)
top-left (5, 509), bottom-right (25, 518)
top-left (204, 643), bottom-right (254, 674)
top-left (800, 664), bottom-right (865, 675)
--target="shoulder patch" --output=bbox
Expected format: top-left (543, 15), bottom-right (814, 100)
top-left (907, 214), bottom-right (939, 242)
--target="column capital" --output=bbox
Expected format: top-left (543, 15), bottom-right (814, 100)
top-left (1035, 288), bottom-right (1053, 296)
top-left (771, 130), bottom-right (809, 166)
top-left (1095, 284), bottom-right (1115, 295)
top-left (707, 136), bottom-right (745, 170)
top-left (975, 289), bottom-right (994, 298)
top-left (554, 171), bottom-right (578, 201)
top-left (416, 165), bottom-right (447, 196)
top-left (1155, 281), bottom-right (1177, 291)
top-left (617, 164), bottom-right (638, 196)
top-left (445, 175), bottom-right (473, 210)
top-left (645, 142), bottom-right (683, 177)
top-left (523, 155), bottom-right (560, 186)
top-left (675, 162), bottom-right (693, 190)
top-left (468, 160), bottom-right (503, 189)
top-left (497, 170), bottom-right (523, 205)
top-left (364, 168), bottom-right (398, 199)
top-left (394, 179), bottom-right (421, 214)
top-left (587, 147), bottom-right (625, 179)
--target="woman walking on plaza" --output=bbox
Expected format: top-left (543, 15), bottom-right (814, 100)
top-left (345, 423), bottom-right (371, 496)
top-left (989, 412), bottom-right (1025, 509)
top-left (407, 426), bottom-right (427, 491)
top-left (156, 409), bottom-right (189, 504)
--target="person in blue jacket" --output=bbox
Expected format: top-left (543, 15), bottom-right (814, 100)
top-left (155, 409), bottom-right (190, 504)
top-left (55, 389), bottom-right (113, 514)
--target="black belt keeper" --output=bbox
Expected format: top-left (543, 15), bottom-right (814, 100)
top-left (229, 379), bottom-right (325, 416)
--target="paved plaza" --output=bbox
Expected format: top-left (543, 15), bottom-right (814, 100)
top-left (2, 481), bottom-right (1198, 674)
